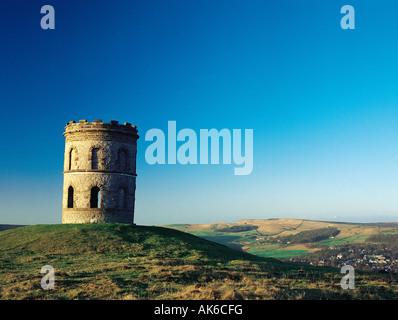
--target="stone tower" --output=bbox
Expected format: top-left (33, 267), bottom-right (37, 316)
top-left (62, 119), bottom-right (139, 224)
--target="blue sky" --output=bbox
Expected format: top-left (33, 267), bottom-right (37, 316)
top-left (1, 0), bottom-right (398, 225)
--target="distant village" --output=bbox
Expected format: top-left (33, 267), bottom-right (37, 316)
top-left (288, 246), bottom-right (398, 274)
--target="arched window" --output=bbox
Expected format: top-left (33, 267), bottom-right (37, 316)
top-left (69, 148), bottom-right (75, 170)
top-left (118, 149), bottom-right (127, 171)
top-left (92, 148), bottom-right (99, 169)
top-left (119, 188), bottom-right (127, 209)
top-left (67, 186), bottom-right (74, 208)
top-left (90, 186), bottom-right (101, 208)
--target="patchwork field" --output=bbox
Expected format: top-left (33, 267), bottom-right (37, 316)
top-left (166, 219), bottom-right (398, 271)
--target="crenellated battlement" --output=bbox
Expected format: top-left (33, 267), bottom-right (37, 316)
top-left (64, 119), bottom-right (139, 138)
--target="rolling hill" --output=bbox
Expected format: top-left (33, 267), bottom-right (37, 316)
top-left (0, 223), bottom-right (397, 300)
top-left (0, 224), bottom-right (26, 232)
top-left (166, 219), bottom-right (398, 271)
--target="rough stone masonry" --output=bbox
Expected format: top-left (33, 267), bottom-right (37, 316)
top-left (62, 119), bottom-right (139, 224)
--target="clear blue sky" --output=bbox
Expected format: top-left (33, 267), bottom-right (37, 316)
top-left (1, 0), bottom-right (398, 225)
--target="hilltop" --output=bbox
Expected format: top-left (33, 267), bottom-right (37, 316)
top-left (167, 219), bottom-right (398, 272)
top-left (0, 223), bottom-right (396, 300)
top-left (0, 224), bottom-right (26, 231)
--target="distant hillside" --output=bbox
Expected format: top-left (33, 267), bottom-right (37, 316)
top-left (1, 223), bottom-right (396, 299)
top-left (0, 225), bottom-right (26, 232)
top-left (166, 218), bottom-right (398, 272)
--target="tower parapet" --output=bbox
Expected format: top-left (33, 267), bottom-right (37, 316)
top-left (64, 119), bottom-right (138, 137)
top-left (62, 119), bottom-right (139, 224)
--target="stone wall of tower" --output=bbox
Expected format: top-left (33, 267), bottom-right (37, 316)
top-left (62, 119), bottom-right (139, 224)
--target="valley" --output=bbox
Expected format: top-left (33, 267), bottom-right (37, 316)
top-left (167, 219), bottom-right (398, 273)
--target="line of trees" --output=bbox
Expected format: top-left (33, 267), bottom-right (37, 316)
top-left (278, 227), bottom-right (340, 244)
top-left (217, 225), bottom-right (258, 233)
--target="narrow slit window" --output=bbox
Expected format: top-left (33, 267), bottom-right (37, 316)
top-left (69, 148), bottom-right (75, 170)
top-left (92, 148), bottom-right (99, 169)
top-left (67, 186), bottom-right (74, 208)
top-left (119, 150), bottom-right (127, 171)
top-left (119, 188), bottom-right (127, 209)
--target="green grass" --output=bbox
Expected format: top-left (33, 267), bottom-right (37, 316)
top-left (165, 224), bottom-right (190, 229)
top-left (319, 235), bottom-right (370, 247)
top-left (0, 224), bottom-right (397, 300)
top-left (247, 242), bottom-right (309, 259)
top-left (248, 249), bottom-right (310, 259)
top-left (186, 231), bottom-right (249, 250)
top-left (189, 231), bottom-right (246, 245)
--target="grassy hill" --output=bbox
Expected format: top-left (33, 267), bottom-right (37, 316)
top-left (0, 224), bottom-right (397, 300)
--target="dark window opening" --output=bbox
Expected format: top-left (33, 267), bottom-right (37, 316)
top-left (119, 188), bottom-right (127, 209)
top-left (92, 148), bottom-right (99, 169)
top-left (90, 186), bottom-right (101, 208)
top-left (119, 150), bottom-right (127, 171)
top-left (69, 149), bottom-right (75, 170)
top-left (67, 186), bottom-right (74, 208)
